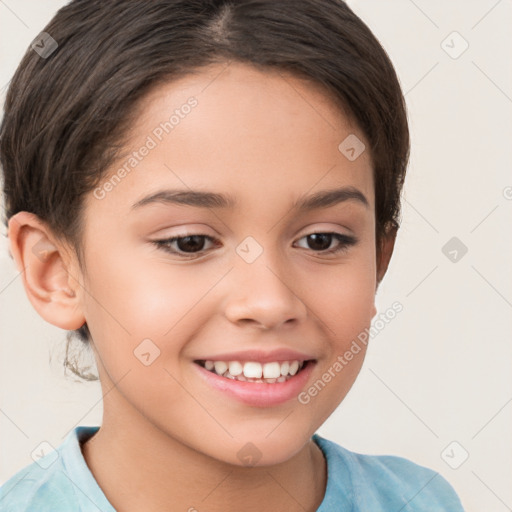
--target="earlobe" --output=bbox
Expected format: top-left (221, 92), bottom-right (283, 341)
top-left (7, 212), bottom-right (86, 330)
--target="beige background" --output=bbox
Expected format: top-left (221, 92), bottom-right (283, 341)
top-left (1, 1), bottom-right (511, 510)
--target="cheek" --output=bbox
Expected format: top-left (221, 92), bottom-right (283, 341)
top-left (84, 246), bottom-right (181, 330)
top-left (83, 234), bottom-right (377, 359)
top-left (80, 247), bottom-right (222, 366)
top-left (306, 252), bottom-right (377, 347)
top-left (297, 260), bottom-right (375, 422)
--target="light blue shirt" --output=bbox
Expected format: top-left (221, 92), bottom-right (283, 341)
top-left (0, 426), bottom-right (465, 511)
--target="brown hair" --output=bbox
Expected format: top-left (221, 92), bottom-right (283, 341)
top-left (0, 0), bottom-right (409, 380)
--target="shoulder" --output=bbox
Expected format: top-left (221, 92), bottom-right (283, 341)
top-left (0, 455), bottom-right (76, 512)
top-left (0, 426), bottom-right (112, 512)
top-left (313, 434), bottom-right (465, 511)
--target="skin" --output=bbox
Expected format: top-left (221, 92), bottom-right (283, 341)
top-left (8, 61), bottom-right (396, 512)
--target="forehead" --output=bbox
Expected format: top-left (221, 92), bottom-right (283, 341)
top-left (88, 61), bottom-right (374, 217)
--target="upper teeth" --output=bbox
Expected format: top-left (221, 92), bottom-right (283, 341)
top-left (204, 360), bottom-right (303, 379)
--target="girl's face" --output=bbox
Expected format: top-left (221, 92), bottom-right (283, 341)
top-left (76, 61), bottom-right (388, 465)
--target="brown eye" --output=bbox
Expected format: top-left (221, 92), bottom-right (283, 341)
top-left (152, 231), bottom-right (357, 259)
top-left (295, 232), bottom-right (357, 254)
top-left (173, 235), bottom-right (207, 253)
top-left (153, 234), bottom-right (217, 256)
top-left (306, 233), bottom-right (332, 251)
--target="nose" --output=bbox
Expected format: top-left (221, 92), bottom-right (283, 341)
top-left (223, 253), bottom-right (308, 330)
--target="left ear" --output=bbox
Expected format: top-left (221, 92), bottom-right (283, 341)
top-left (371, 223), bottom-right (398, 318)
top-left (375, 223), bottom-right (398, 291)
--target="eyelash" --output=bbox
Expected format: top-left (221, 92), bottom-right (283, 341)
top-left (152, 232), bottom-right (358, 258)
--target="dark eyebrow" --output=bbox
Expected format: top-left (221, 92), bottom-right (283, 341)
top-left (130, 186), bottom-right (369, 211)
top-left (131, 189), bottom-right (236, 210)
top-left (292, 186), bottom-right (369, 211)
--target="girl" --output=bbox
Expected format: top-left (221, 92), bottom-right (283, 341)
top-left (0, 0), bottom-right (465, 510)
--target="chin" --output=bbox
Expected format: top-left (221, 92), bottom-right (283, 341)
top-left (209, 431), bottom-right (311, 468)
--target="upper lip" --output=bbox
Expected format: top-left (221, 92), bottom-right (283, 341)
top-left (194, 348), bottom-right (316, 364)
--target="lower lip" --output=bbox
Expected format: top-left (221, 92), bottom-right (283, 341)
top-left (194, 361), bottom-right (316, 408)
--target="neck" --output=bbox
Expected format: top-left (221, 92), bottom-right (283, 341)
top-left (82, 396), bottom-right (327, 512)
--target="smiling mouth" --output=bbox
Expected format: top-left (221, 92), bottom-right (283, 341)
top-left (194, 359), bottom-right (314, 383)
